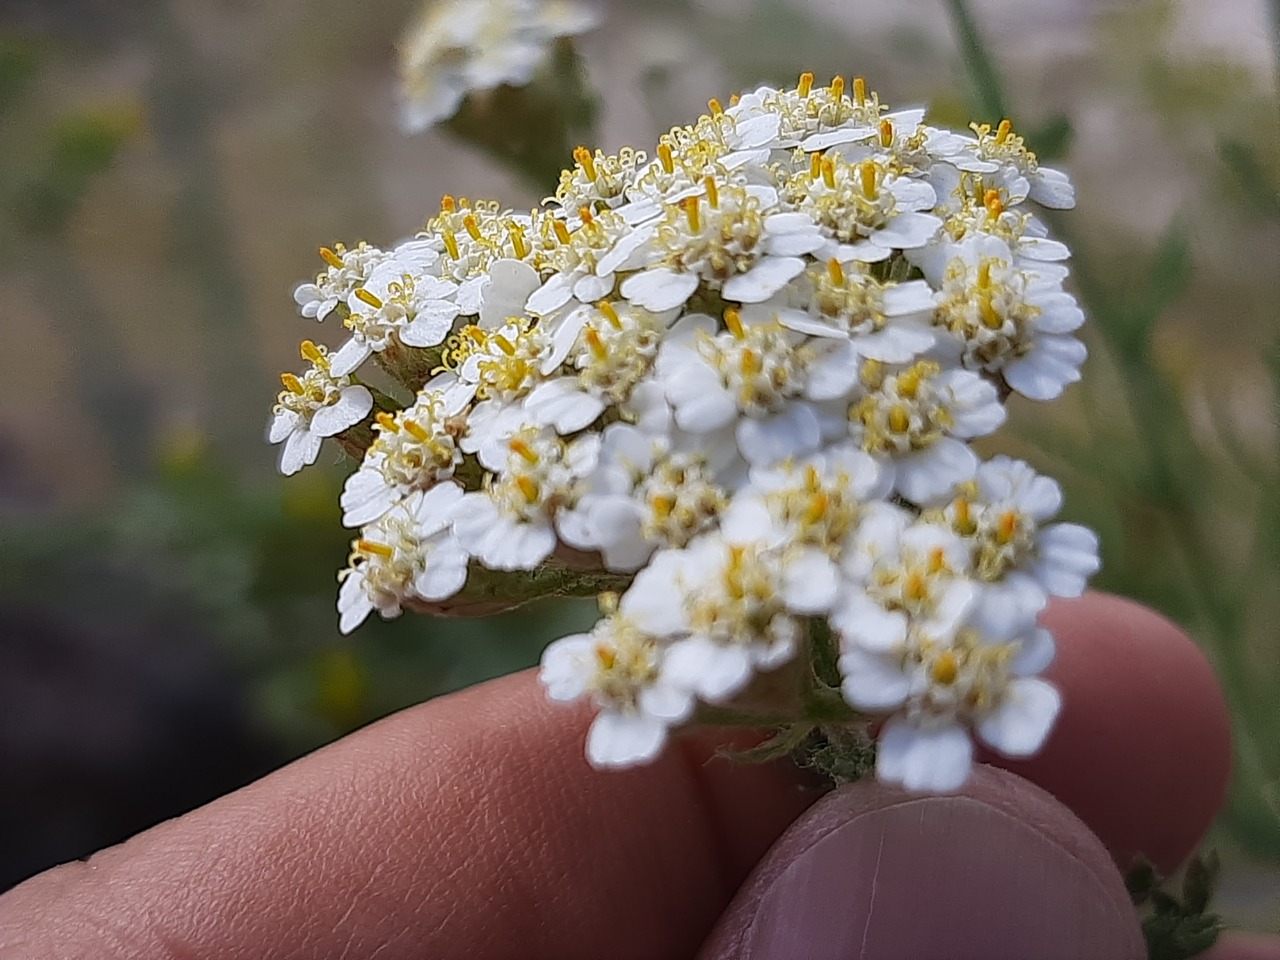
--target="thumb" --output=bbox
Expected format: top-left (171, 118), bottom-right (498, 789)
top-left (699, 764), bottom-right (1144, 960)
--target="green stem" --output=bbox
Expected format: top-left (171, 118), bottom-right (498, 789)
top-left (944, 0), bottom-right (1009, 120)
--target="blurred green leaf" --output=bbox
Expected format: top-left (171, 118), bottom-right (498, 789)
top-left (13, 103), bottom-right (142, 235)
top-left (0, 33), bottom-right (40, 115)
top-left (944, 0), bottom-right (1007, 121)
top-left (1182, 852), bottom-right (1220, 915)
top-left (1126, 858), bottom-right (1159, 904)
top-left (1219, 137), bottom-right (1280, 220)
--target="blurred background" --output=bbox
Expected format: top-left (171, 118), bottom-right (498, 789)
top-left (0, 0), bottom-right (1276, 932)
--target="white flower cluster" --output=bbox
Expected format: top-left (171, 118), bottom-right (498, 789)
top-left (398, 0), bottom-right (599, 131)
top-left (274, 74), bottom-right (1100, 793)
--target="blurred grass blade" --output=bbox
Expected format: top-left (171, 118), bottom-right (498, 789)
top-left (1105, 219), bottom-right (1192, 363)
top-left (945, 0), bottom-right (1008, 120)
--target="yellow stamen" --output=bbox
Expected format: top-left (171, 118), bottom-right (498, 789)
top-left (376, 412), bottom-right (399, 432)
top-left (803, 491), bottom-right (829, 525)
top-left (704, 175), bottom-right (719, 209)
top-left (996, 119), bottom-right (1012, 144)
top-left (830, 76), bottom-right (845, 99)
top-left (723, 307), bottom-right (745, 339)
top-left (740, 348), bottom-right (761, 376)
top-left (508, 436), bottom-right (540, 464)
top-left (595, 642), bottom-right (617, 671)
top-left (493, 334), bottom-right (516, 356)
top-left (729, 92), bottom-right (740, 106)
top-left (858, 160), bottom-right (878, 201)
top-left (553, 219), bottom-right (572, 245)
top-left (650, 493), bottom-right (675, 520)
top-left (356, 539), bottom-right (394, 559)
top-left (354, 288), bottom-right (383, 310)
top-left (596, 300), bottom-right (621, 328)
top-left (879, 118), bottom-right (894, 149)
top-left (658, 142), bottom-right (675, 175)
top-left (598, 591), bottom-right (620, 615)
top-left (462, 214), bottom-right (482, 241)
top-left (506, 222), bottom-right (529, 260)
top-left (996, 511), bottom-right (1020, 545)
top-left (683, 195), bottom-right (701, 233)
top-left (403, 419), bottom-right (430, 442)
top-left (980, 294), bottom-right (1002, 329)
top-left (904, 569), bottom-right (928, 601)
top-left (299, 339), bottom-right (327, 367)
top-left (573, 145), bottom-right (597, 180)
top-left (930, 651), bottom-right (959, 685)
top-left (888, 403), bottom-right (911, 433)
top-left (279, 372), bottom-right (305, 395)
top-left (821, 155), bottom-right (837, 189)
top-left (442, 230), bottom-right (460, 261)
top-left (827, 258), bottom-right (845, 286)
top-left (928, 546), bottom-right (947, 574)
top-left (797, 71), bottom-right (814, 97)
top-left (585, 327), bottom-right (608, 360)
top-left (440, 194), bottom-right (457, 213)
top-left (853, 77), bottom-right (867, 106)
top-left (708, 97), bottom-right (723, 115)
top-left (897, 366), bottom-right (923, 398)
top-left (319, 246), bottom-right (344, 270)
top-left (515, 474), bottom-right (540, 503)
top-left (953, 498), bottom-right (976, 536)
top-left (578, 205), bottom-right (594, 225)
top-left (983, 189), bottom-right (1004, 218)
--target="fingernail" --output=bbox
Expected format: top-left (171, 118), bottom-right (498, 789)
top-left (699, 765), bottom-right (1144, 960)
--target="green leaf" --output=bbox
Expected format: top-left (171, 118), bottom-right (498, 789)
top-left (794, 725), bottom-right (877, 785)
top-left (1181, 852), bottom-right (1220, 916)
top-left (1125, 858), bottom-right (1158, 904)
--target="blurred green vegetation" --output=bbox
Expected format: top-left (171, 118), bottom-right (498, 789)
top-left (0, 0), bottom-right (1276, 918)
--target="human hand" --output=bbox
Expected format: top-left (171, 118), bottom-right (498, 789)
top-left (1, 594), bottom-right (1274, 959)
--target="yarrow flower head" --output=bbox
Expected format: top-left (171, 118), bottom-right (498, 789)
top-left (274, 72), bottom-right (1106, 796)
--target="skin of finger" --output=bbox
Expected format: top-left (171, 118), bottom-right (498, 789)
top-left (982, 593), bottom-right (1233, 873)
top-left (0, 593), bottom-right (1227, 959)
top-left (1206, 933), bottom-right (1280, 960)
top-left (0, 672), bottom-right (816, 960)
top-left (698, 766), bottom-right (1145, 960)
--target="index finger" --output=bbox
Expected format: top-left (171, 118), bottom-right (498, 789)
top-left (0, 593), bottom-right (1231, 959)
